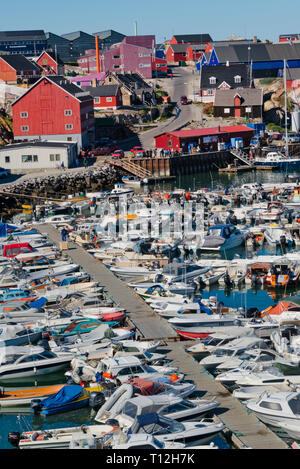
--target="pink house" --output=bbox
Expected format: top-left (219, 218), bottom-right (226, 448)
top-left (77, 36), bottom-right (156, 79)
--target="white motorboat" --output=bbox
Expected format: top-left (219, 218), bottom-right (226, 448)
top-left (264, 225), bottom-right (295, 248)
top-left (110, 183), bottom-right (134, 196)
top-left (0, 346), bottom-right (73, 383)
top-left (168, 314), bottom-right (242, 340)
top-left (199, 336), bottom-right (268, 371)
top-left (0, 324), bottom-right (42, 347)
top-left (232, 383), bottom-right (294, 401)
top-left (215, 348), bottom-right (278, 373)
top-left (11, 424), bottom-right (119, 449)
top-left (246, 391), bottom-right (300, 428)
top-left (113, 394), bottom-right (220, 428)
top-left (198, 224), bottom-right (249, 251)
top-left (127, 413), bottom-right (225, 447)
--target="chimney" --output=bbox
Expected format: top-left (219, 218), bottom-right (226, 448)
top-left (95, 35), bottom-right (100, 73)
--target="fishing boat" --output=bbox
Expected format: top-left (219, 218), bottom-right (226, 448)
top-left (0, 384), bottom-right (65, 408)
top-left (30, 383), bottom-right (104, 417)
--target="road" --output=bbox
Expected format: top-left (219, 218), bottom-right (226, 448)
top-left (121, 66), bottom-right (202, 151)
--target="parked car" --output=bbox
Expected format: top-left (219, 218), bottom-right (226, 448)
top-left (0, 168), bottom-right (9, 178)
top-left (111, 150), bottom-right (125, 159)
top-left (88, 145), bottom-right (117, 157)
top-left (283, 133), bottom-right (300, 143)
top-left (130, 146), bottom-right (146, 156)
top-left (180, 96), bottom-right (188, 105)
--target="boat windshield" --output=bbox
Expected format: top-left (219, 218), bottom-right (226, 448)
top-left (288, 395), bottom-right (300, 415)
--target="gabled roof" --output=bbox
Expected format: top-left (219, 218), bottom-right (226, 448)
top-left (169, 43), bottom-right (189, 53)
top-left (200, 63), bottom-right (251, 89)
top-left (173, 34), bottom-right (212, 43)
top-left (155, 125), bottom-right (254, 139)
top-left (111, 73), bottom-right (152, 92)
top-left (12, 75), bottom-right (92, 106)
top-left (0, 54), bottom-right (41, 72)
top-left (61, 31), bottom-right (95, 41)
top-left (36, 50), bottom-right (64, 65)
top-left (213, 42), bottom-right (300, 64)
top-left (82, 84), bottom-right (120, 97)
top-left (214, 88), bottom-right (263, 107)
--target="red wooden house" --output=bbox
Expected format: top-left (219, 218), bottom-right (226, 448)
top-left (12, 75), bottom-right (95, 150)
top-left (170, 34), bottom-right (212, 45)
top-left (166, 44), bottom-right (188, 64)
top-left (186, 44), bottom-right (206, 62)
top-left (36, 51), bottom-right (64, 75)
top-left (0, 55), bottom-right (41, 84)
top-left (82, 85), bottom-right (122, 109)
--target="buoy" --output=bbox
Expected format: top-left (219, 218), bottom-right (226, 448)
top-left (170, 374), bottom-right (179, 382)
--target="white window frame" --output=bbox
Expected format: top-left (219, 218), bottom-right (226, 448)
top-left (65, 124), bottom-right (73, 130)
top-left (234, 75), bottom-right (242, 84)
top-left (94, 97), bottom-right (100, 104)
top-left (246, 107), bottom-right (252, 113)
top-left (224, 108), bottom-right (230, 114)
top-left (64, 110), bottom-right (72, 116)
top-left (20, 112), bottom-right (28, 118)
top-left (21, 125), bottom-right (29, 132)
top-left (209, 77), bottom-right (216, 85)
top-left (106, 97), bottom-right (113, 102)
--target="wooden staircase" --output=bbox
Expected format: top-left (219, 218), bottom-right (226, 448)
top-left (108, 158), bottom-right (153, 179)
top-left (229, 147), bottom-right (254, 167)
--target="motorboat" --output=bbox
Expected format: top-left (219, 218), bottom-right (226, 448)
top-left (30, 383), bottom-right (104, 417)
top-left (254, 152), bottom-right (300, 169)
top-left (127, 378), bottom-right (196, 399)
top-left (198, 225), bottom-right (249, 251)
top-left (280, 420), bottom-right (300, 440)
top-left (232, 383), bottom-right (294, 402)
top-left (233, 366), bottom-right (300, 388)
top-left (112, 394), bottom-right (220, 428)
top-left (265, 259), bottom-right (300, 288)
top-left (126, 413), bottom-right (225, 447)
top-left (110, 183), bottom-right (134, 197)
top-left (0, 384), bottom-right (65, 408)
top-left (246, 391), bottom-right (300, 427)
top-left (111, 433), bottom-right (202, 449)
top-left (0, 346), bottom-right (73, 383)
top-left (9, 423), bottom-right (119, 449)
top-left (128, 280), bottom-right (196, 296)
top-left (168, 314), bottom-right (242, 340)
top-left (108, 265), bottom-right (160, 280)
top-left (215, 348), bottom-right (279, 373)
top-left (0, 324), bottom-right (42, 347)
top-left (264, 225), bottom-right (295, 248)
top-left (257, 202), bottom-right (284, 222)
top-left (199, 336), bottom-right (268, 371)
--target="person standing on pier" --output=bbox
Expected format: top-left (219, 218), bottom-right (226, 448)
top-left (61, 227), bottom-right (67, 242)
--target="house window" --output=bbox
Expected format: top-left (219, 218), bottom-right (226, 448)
top-left (55, 154), bottom-right (60, 161)
top-left (113, 65), bottom-right (120, 69)
top-left (113, 55), bottom-right (120, 59)
top-left (33, 155), bottom-right (38, 162)
top-left (234, 75), bottom-right (242, 83)
top-left (207, 89), bottom-right (214, 95)
top-left (65, 124), bottom-right (73, 130)
top-left (64, 110), bottom-right (72, 116)
top-left (50, 154), bottom-right (60, 161)
top-left (67, 137), bottom-right (72, 141)
top-left (5, 156), bottom-right (10, 163)
top-left (246, 107), bottom-right (252, 113)
top-left (94, 97), bottom-right (100, 104)
top-left (224, 108), bottom-right (230, 114)
top-left (139, 63), bottom-right (151, 68)
top-left (139, 53), bottom-right (151, 58)
top-left (21, 125), bottom-right (29, 132)
top-left (106, 97), bottom-right (112, 102)
top-left (21, 155), bottom-right (32, 163)
top-left (209, 77), bottom-right (216, 85)
top-left (20, 112), bottom-right (28, 118)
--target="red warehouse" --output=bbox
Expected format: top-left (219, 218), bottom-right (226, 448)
top-left (82, 85), bottom-right (122, 109)
top-left (36, 51), bottom-right (64, 75)
top-left (155, 125), bottom-right (254, 153)
top-left (0, 55), bottom-right (41, 84)
top-left (12, 75), bottom-right (95, 150)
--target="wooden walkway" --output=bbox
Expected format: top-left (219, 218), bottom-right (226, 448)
top-left (39, 224), bottom-right (288, 449)
top-left (39, 224), bottom-right (178, 341)
top-left (166, 342), bottom-right (289, 449)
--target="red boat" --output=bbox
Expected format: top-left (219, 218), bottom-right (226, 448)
top-left (100, 311), bottom-right (126, 322)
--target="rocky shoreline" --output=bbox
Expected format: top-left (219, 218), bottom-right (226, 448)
top-left (0, 164), bottom-right (121, 219)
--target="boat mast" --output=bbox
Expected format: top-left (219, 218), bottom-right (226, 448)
top-left (284, 59), bottom-right (289, 158)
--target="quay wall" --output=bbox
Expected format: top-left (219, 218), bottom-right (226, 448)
top-left (131, 150), bottom-right (233, 177)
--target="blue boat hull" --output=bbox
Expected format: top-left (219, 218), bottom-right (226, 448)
top-left (34, 396), bottom-right (89, 417)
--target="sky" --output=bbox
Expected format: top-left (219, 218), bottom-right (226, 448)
top-left (3, 0), bottom-right (300, 44)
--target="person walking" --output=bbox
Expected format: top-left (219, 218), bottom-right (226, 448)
top-left (61, 227), bottom-right (67, 242)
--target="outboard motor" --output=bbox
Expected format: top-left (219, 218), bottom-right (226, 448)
top-left (155, 274), bottom-right (164, 283)
top-left (89, 391), bottom-right (105, 411)
top-left (105, 419), bottom-right (119, 427)
top-left (224, 272), bottom-right (233, 288)
top-left (280, 235), bottom-right (286, 246)
top-left (8, 432), bottom-right (21, 448)
top-left (31, 399), bottom-right (43, 415)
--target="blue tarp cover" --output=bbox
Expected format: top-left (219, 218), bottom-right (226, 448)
top-left (40, 385), bottom-right (83, 409)
top-left (29, 297), bottom-right (47, 309)
top-left (0, 223), bottom-right (18, 237)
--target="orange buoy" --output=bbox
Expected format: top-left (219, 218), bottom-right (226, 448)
top-left (170, 374), bottom-right (179, 382)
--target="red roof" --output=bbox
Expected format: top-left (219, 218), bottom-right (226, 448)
top-left (155, 125), bottom-right (253, 139)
